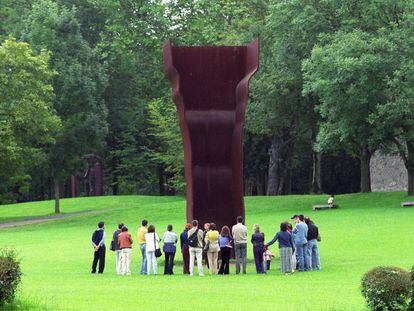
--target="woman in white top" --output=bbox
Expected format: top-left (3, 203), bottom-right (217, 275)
top-left (144, 225), bottom-right (160, 275)
top-left (162, 224), bottom-right (178, 274)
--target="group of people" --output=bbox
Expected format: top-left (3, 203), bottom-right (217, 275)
top-left (90, 215), bottom-right (321, 276)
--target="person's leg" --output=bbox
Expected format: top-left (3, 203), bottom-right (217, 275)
top-left (258, 248), bottom-right (264, 273)
top-left (267, 260), bottom-right (271, 271)
top-left (164, 252), bottom-right (170, 274)
top-left (119, 249), bottom-right (125, 275)
top-left (212, 252), bottom-right (218, 274)
top-left (169, 252), bottom-right (175, 274)
top-left (140, 244), bottom-right (147, 275)
top-left (98, 246), bottom-right (106, 273)
top-left (241, 244), bottom-right (247, 274)
top-left (312, 240), bottom-right (321, 270)
top-left (146, 252), bottom-right (152, 275)
top-left (207, 252), bottom-right (213, 274)
top-left (297, 244), bottom-right (305, 271)
top-left (235, 244), bottom-right (241, 274)
top-left (304, 243), bottom-right (311, 271)
top-left (153, 252), bottom-right (158, 275)
top-left (218, 248), bottom-right (225, 274)
top-left (126, 249), bottom-right (132, 275)
top-left (92, 249), bottom-right (99, 273)
top-left (253, 247), bottom-right (260, 273)
top-left (189, 247), bottom-right (195, 275)
top-left (195, 248), bottom-right (204, 276)
top-left (224, 249), bottom-right (230, 274)
top-left (183, 245), bottom-right (190, 274)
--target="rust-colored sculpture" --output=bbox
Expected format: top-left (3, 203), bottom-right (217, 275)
top-left (71, 154), bottom-right (104, 197)
top-left (163, 39), bottom-right (259, 229)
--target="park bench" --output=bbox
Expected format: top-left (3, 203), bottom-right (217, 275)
top-left (312, 204), bottom-right (339, 211)
top-left (401, 202), bottom-right (414, 207)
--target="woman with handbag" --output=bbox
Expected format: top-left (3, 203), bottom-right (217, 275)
top-left (144, 225), bottom-right (161, 275)
top-left (204, 222), bottom-right (220, 274)
top-left (162, 224), bottom-right (178, 275)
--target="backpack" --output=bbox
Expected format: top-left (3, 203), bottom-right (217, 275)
top-left (188, 229), bottom-right (199, 247)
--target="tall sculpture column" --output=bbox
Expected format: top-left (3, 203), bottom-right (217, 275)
top-left (163, 39), bottom-right (259, 229)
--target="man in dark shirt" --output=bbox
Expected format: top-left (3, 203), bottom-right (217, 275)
top-left (180, 223), bottom-right (191, 274)
top-left (305, 217), bottom-right (321, 270)
top-left (91, 221), bottom-right (106, 274)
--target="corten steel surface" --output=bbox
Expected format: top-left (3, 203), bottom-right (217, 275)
top-left (163, 39), bottom-right (259, 229)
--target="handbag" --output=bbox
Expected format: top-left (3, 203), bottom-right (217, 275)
top-left (154, 233), bottom-right (162, 257)
top-left (110, 239), bottom-right (115, 251)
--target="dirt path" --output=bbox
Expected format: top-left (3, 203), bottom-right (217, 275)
top-left (0, 210), bottom-right (106, 229)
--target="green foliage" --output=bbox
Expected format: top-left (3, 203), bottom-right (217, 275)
top-left (0, 38), bottom-right (60, 203)
top-left (0, 249), bottom-right (22, 305)
top-left (361, 266), bottom-right (411, 311)
top-left (22, 0), bottom-right (108, 182)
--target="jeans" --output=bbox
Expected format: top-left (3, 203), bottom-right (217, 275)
top-left (253, 246), bottom-right (264, 273)
top-left (140, 244), bottom-right (147, 275)
top-left (235, 243), bottom-right (247, 274)
top-left (164, 252), bottom-right (175, 274)
top-left (92, 245), bottom-right (105, 274)
top-left (182, 244), bottom-right (190, 274)
top-left (115, 249), bottom-right (121, 274)
top-left (146, 250), bottom-right (158, 275)
top-left (189, 247), bottom-right (204, 276)
top-left (120, 248), bottom-right (132, 275)
top-left (307, 239), bottom-right (321, 270)
top-left (296, 243), bottom-right (310, 271)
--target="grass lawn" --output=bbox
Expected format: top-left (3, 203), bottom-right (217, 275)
top-left (0, 192), bottom-right (413, 310)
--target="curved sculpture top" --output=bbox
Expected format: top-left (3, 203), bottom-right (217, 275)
top-left (163, 39), bottom-right (259, 229)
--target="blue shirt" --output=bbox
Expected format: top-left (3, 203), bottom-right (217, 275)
top-left (219, 235), bottom-right (232, 248)
top-left (266, 231), bottom-right (294, 249)
top-left (293, 222), bottom-right (308, 245)
top-left (180, 230), bottom-right (189, 249)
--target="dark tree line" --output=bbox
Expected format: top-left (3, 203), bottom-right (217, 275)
top-left (1, 0), bottom-right (414, 210)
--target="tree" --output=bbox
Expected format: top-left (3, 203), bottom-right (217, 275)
top-left (23, 0), bottom-right (108, 212)
top-left (303, 30), bottom-right (396, 192)
top-left (0, 38), bottom-right (60, 203)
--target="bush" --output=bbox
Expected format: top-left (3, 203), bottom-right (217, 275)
top-left (361, 266), bottom-right (411, 311)
top-left (408, 266), bottom-right (414, 311)
top-left (0, 249), bottom-right (22, 305)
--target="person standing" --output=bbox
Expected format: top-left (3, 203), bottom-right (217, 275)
top-left (137, 219), bottom-right (148, 275)
top-left (218, 226), bottom-right (233, 275)
top-left (328, 194), bottom-right (334, 208)
top-left (232, 216), bottom-right (247, 274)
top-left (202, 223), bottom-right (210, 269)
top-left (263, 246), bottom-right (275, 272)
top-left (265, 222), bottom-right (295, 274)
top-left (187, 220), bottom-right (205, 276)
top-left (292, 215), bottom-right (309, 271)
top-left (118, 226), bottom-right (133, 275)
top-left (251, 224), bottom-right (265, 274)
top-left (180, 223), bottom-right (191, 274)
top-left (205, 222), bottom-right (220, 275)
top-left (112, 223), bottom-right (123, 275)
top-left (305, 217), bottom-right (321, 270)
top-left (144, 225), bottom-right (160, 275)
top-left (91, 221), bottom-right (106, 274)
top-left (162, 224), bottom-right (178, 275)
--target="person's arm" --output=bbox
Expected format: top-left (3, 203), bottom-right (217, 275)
top-left (91, 231), bottom-right (96, 247)
top-left (290, 234), bottom-right (295, 252)
top-left (129, 234), bottom-right (133, 245)
top-left (97, 231), bottom-right (106, 247)
top-left (251, 234), bottom-right (254, 244)
top-left (174, 233), bottom-right (178, 244)
top-left (180, 233), bottom-right (184, 249)
top-left (266, 233), bottom-right (279, 247)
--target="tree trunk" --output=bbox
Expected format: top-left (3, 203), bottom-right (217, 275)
top-left (266, 137), bottom-right (282, 195)
top-left (54, 179), bottom-right (60, 214)
top-left (311, 152), bottom-right (322, 194)
top-left (256, 173), bottom-right (264, 195)
top-left (408, 168), bottom-right (414, 196)
top-left (405, 142), bottom-right (414, 196)
top-left (360, 147), bottom-right (372, 193)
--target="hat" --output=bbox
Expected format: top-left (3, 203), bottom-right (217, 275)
top-left (291, 214), bottom-right (299, 219)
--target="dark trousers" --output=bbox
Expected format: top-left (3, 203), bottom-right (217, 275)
top-left (164, 252), bottom-right (175, 274)
top-left (182, 244), bottom-right (190, 274)
top-left (266, 260), bottom-right (271, 271)
top-left (92, 245), bottom-right (105, 273)
top-left (253, 246), bottom-right (264, 274)
top-left (219, 247), bottom-right (231, 274)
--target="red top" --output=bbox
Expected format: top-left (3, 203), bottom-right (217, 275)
top-left (118, 232), bottom-right (133, 249)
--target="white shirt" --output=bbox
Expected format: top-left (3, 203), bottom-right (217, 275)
top-left (144, 232), bottom-right (160, 252)
top-left (328, 197), bottom-right (334, 205)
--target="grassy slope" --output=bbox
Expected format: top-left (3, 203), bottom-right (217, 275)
top-left (0, 192), bottom-right (413, 310)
